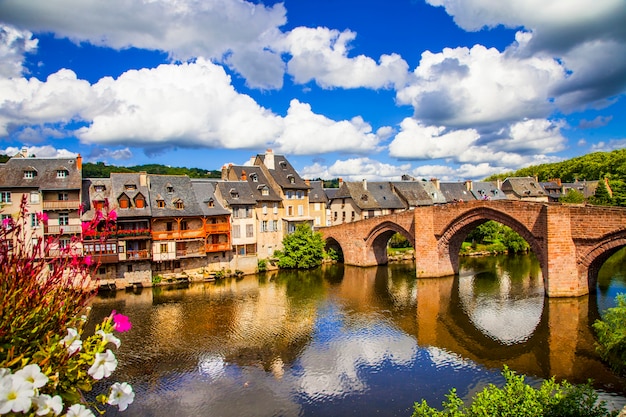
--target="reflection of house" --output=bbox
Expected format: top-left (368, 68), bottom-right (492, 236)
top-left (0, 151), bottom-right (83, 258)
top-left (501, 177), bottom-right (549, 202)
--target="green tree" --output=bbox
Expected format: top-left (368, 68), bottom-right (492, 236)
top-left (413, 366), bottom-right (616, 417)
top-left (274, 223), bottom-right (326, 269)
top-left (466, 221), bottom-right (503, 244)
top-left (593, 293), bottom-right (626, 375)
top-left (589, 179), bottom-right (613, 206)
top-left (501, 227), bottom-right (530, 253)
top-left (560, 188), bottom-right (586, 204)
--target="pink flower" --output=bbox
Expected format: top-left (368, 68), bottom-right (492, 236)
top-left (108, 210), bottom-right (117, 221)
top-left (84, 256), bottom-right (92, 266)
top-left (111, 311), bottom-right (131, 332)
top-left (36, 212), bottom-right (48, 224)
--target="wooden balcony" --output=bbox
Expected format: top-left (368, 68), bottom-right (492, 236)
top-left (152, 229), bottom-right (206, 241)
top-left (90, 253), bottom-right (119, 264)
top-left (42, 200), bottom-right (81, 210)
top-left (176, 248), bottom-right (206, 258)
top-left (44, 224), bottom-right (82, 235)
top-left (126, 249), bottom-right (151, 260)
top-left (116, 229), bottom-right (152, 239)
top-left (205, 242), bottom-right (231, 253)
top-left (204, 223), bottom-right (231, 234)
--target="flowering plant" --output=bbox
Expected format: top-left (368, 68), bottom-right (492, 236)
top-left (0, 195), bottom-right (133, 416)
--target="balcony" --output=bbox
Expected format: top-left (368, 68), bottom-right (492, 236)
top-left (44, 224), bottom-right (82, 235)
top-left (90, 253), bottom-right (119, 264)
top-left (152, 229), bottom-right (205, 241)
top-left (126, 249), bottom-right (151, 260)
top-left (204, 223), bottom-right (230, 234)
top-left (205, 242), bottom-right (231, 253)
top-left (116, 229), bottom-right (152, 239)
top-left (42, 200), bottom-right (81, 210)
top-left (176, 248), bottom-right (206, 258)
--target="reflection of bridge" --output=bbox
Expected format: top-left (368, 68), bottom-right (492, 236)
top-left (321, 200), bottom-right (626, 297)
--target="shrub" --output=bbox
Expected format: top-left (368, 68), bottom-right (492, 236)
top-left (274, 223), bottom-right (325, 269)
top-left (257, 259), bottom-right (267, 272)
top-left (593, 293), bottom-right (626, 375)
top-left (0, 195), bottom-right (134, 416)
top-left (412, 366), bottom-right (616, 417)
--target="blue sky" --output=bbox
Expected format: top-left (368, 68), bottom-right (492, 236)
top-left (0, 0), bottom-right (625, 181)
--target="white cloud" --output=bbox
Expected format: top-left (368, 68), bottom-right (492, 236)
top-left (0, 144), bottom-right (76, 158)
top-left (302, 157), bottom-right (410, 181)
top-left (275, 100), bottom-right (385, 155)
top-left (0, 25), bottom-right (37, 78)
top-left (396, 43), bottom-right (564, 128)
top-left (283, 27), bottom-right (409, 89)
top-left (591, 138), bottom-right (626, 152)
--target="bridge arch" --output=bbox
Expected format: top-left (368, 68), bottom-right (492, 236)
top-left (437, 207), bottom-right (545, 276)
top-left (363, 221), bottom-right (415, 265)
top-left (577, 230), bottom-right (626, 292)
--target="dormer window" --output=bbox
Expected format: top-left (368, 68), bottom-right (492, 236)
top-left (94, 185), bottom-right (105, 192)
top-left (230, 188), bottom-right (239, 199)
top-left (175, 200), bottom-right (184, 209)
top-left (207, 199), bottom-right (215, 208)
top-left (157, 199), bottom-right (165, 208)
top-left (24, 170), bottom-right (36, 179)
top-left (166, 184), bottom-right (174, 193)
top-left (361, 194), bottom-right (368, 201)
top-left (134, 193), bottom-right (145, 208)
top-left (250, 173), bottom-right (258, 182)
top-left (56, 169), bottom-right (68, 178)
top-left (287, 175), bottom-right (295, 184)
top-left (118, 194), bottom-right (130, 209)
top-left (261, 187), bottom-right (269, 196)
top-left (279, 161), bottom-right (287, 169)
top-left (93, 200), bottom-right (105, 210)
top-left (125, 184), bottom-right (137, 191)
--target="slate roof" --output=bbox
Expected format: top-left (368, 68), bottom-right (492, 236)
top-left (0, 156), bottom-right (82, 190)
top-left (308, 181), bottom-right (328, 204)
top-left (421, 181), bottom-right (447, 204)
top-left (470, 181), bottom-right (507, 201)
top-left (81, 178), bottom-right (112, 221)
top-left (391, 181), bottom-right (433, 207)
top-left (439, 182), bottom-right (476, 203)
top-left (334, 181), bottom-right (405, 210)
top-left (110, 173), bottom-right (152, 218)
top-left (227, 165), bottom-right (282, 202)
top-left (324, 188), bottom-right (339, 200)
top-left (501, 177), bottom-right (547, 198)
top-left (213, 181), bottom-right (257, 206)
top-left (190, 180), bottom-right (231, 216)
top-left (257, 153), bottom-right (310, 190)
top-left (562, 180), bottom-right (599, 198)
top-left (148, 174), bottom-right (204, 217)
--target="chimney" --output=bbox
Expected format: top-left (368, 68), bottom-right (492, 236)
top-left (20, 147), bottom-right (28, 157)
top-left (338, 178), bottom-right (343, 187)
top-left (139, 171), bottom-right (147, 186)
top-left (305, 179), bottom-right (310, 186)
top-left (464, 180), bottom-right (472, 191)
top-left (430, 177), bottom-right (440, 190)
top-left (241, 169), bottom-right (247, 181)
top-left (264, 149), bottom-right (275, 170)
top-left (76, 154), bottom-right (82, 171)
top-left (221, 164), bottom-right (231, 180)
top-left (362, 178), bottom-right (367, 190)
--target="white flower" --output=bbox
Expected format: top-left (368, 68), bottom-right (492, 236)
top-left (96, 329), bottom-right (121, 348)
top-left (107, 382), bottom-right (135, 411)
top-left (0, 373), bottom-right (34, 414)
top-left (14, 364), bottom-right (48, 389)
top-left (87, 349), bottom-right (117, 380)
top-left (34, 394), bottom-right (63, 416)
top-left (66, 403), bottom-right (96, 417)
top-left (61, 328), bottom-right (82, 355)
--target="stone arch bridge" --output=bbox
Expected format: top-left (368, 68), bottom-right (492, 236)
top-left (320, 200), bottom-right (626, 297)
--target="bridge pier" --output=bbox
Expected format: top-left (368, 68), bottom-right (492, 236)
top-left (414, 207), bottom-right (455, 277)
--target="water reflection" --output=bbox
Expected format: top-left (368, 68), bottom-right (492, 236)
top-left (90, 256), bottom-right (626, 417)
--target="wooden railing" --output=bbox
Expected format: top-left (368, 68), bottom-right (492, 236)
top-left (42, 200), bottom-right (81, 210)
top-left (126, 250), bottom-right (150, 260)
top-left (206, 242), bottom-right (231, 253)
top-left (45, 224), bottom-right (82, 235)
top-left (90, 253), bottom-right (119, 264)
top-left (204, 223), bottom-right (230, 234)
top-left (152, 229), bottom-right (206, 240)
top-left (176, 248), bottom-right (205, 258)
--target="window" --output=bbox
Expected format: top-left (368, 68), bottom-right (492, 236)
top-left (135, 194), bottom-right (145, 208)
top-left (261, 187), bottom-right (269, 196)
top-left (298, 205), bottom-right (304, 216)
top-left (272, 220), bottom-right (278, 232)
top-left (250, 174), bottom-right (258, 182)
top-left (30, 192), bottom-right (39, 204)
top-left (232, 207), bottom-right (240, 218)
top-left (246, 224), bottom-right (254, 238)
top-left (160, 243), bottom-right (168, 253)
top-left (30, 214), bottom-right (39, 228)
top-left (288, 176), bottom-right (295, 184)
top-left (24, 171), bottom-right (36, 179)
top-left (59, 212), bottom-right (69, 226)
top-left (273, 203), bottom-right (278, 214)
top-left (279, 161), bottom-right (287, 169)
top-left (58, 192), bottom-right (69, 201)
top-left (118, 195), bottom-right (130, 209)
top-left (175, 200), bottom-right (184, 209)
top-left (94, 185), bottom-right (105, 192)
top-left (181, 221), bottom-right (188, 230)
top-left (56, 170), bottom-right (68, 178)
top-left (207, 199), bottom-right (214, 208)
top-left (166, 222), bottom-right (173, 231)
top-left (98, 267), bottom-right (106, 275)
top-left (314, 203), bottom-right (320, 211)
top-left (0, 192), bottom-right (10, 204)
top-left (245, 206), bottom-right (252, 218)
top-left (124, 184), bottom-right (137, 191)
top-left (166, 186), bottom-right (174, 193)
top-left (232, 225), bottom-right (240, 239)
top-left (286, 191), bottom-right (294, 199)
top-left (59, 238), bottom-right (70, 249)
top-left (287, 206), bottom-right (293, 216)
top-left (157, 199), bottom-right (165, 208)
top-left (296, 191), bottom-right (303, 199)
top-left (262, 204), bottom-right (267, 214)
top-left (315, 216), bottom-right (321, 226)
top-left (261, 220), bottom-right (268, 232)
top-left (127, 265), bottom-right (133, 273)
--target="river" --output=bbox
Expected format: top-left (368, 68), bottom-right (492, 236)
top-left (89, 252), bottom-right (626, 416)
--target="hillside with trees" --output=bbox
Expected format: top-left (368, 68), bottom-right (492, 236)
top-left (82, 162), bottom-right (222, 178)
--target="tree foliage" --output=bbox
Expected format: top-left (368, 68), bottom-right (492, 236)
top-left (560, 188), bottom-right (586, 204)
top-left (82, 162), bottom-right (222, 178)
top-left (274, 223), bottom-right (326, 269)
top-left (413, 366), bottom-right (617, 417)
top-left (593, 293), bottom-right (626, 375)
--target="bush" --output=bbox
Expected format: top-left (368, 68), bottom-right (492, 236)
top-left (412, 366), bottom-right (616, 417)
top-left (0, 195), bottom-right (134, 416)
top-left (593, 293), bottom-right (626, 375)
top-left (257, 259), bottom-right (267, 273)
top-left (274, 223), bottom-right (325, 269)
